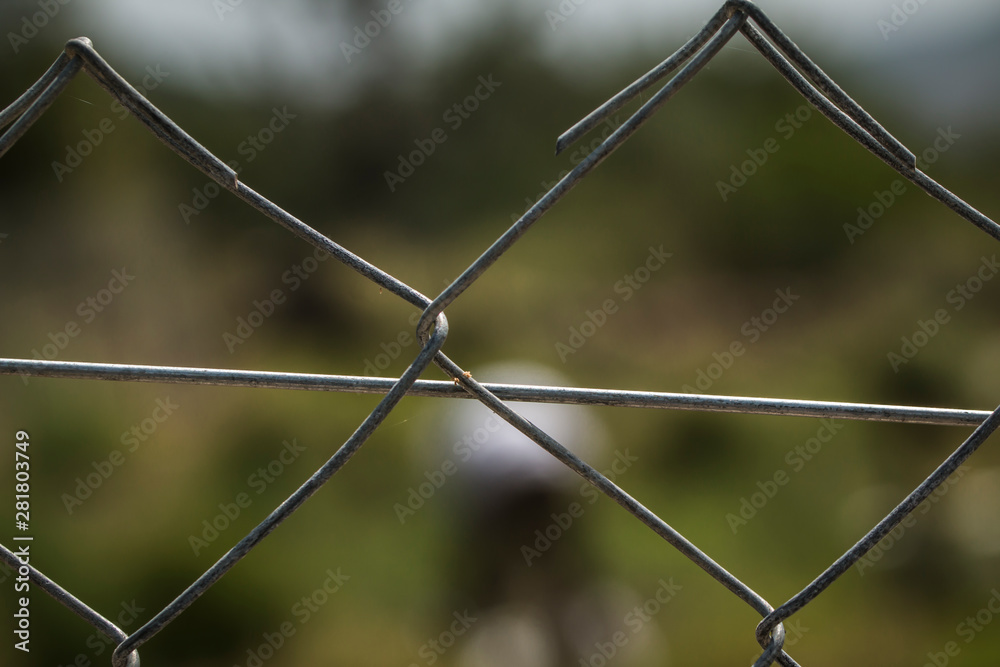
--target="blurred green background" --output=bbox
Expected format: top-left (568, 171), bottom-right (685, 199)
top-left (2, 0), bottom-right (1000, 665)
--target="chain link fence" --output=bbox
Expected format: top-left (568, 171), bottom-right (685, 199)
top-left (2, 1), bottom-right (999, 665)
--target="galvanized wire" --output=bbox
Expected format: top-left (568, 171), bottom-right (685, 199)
top-left (2, 2), bottom-right (999, 665)
top-left (0, 358), bottom-right (992, 427)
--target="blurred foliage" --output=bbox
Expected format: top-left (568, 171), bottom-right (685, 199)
top-left (2, 4), bottom-right (1000, 667)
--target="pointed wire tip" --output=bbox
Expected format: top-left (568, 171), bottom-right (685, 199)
top-left (554, 133), bottom-right (571, 156)
top-left (554, 115), bottom-right (598, 156)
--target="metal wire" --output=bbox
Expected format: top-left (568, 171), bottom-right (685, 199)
top-left (0, 358), bottom-right (992, 427)
top-left (2, 2), bottom-right (999, 665)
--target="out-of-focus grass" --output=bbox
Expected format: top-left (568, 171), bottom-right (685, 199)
top-left (1, 19), bottom-right (1000, 667)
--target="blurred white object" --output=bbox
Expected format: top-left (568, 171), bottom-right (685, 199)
top-left (435, 362), bottom-right (605, 506)
top-left (417, 361), bottom-right (661, 667)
